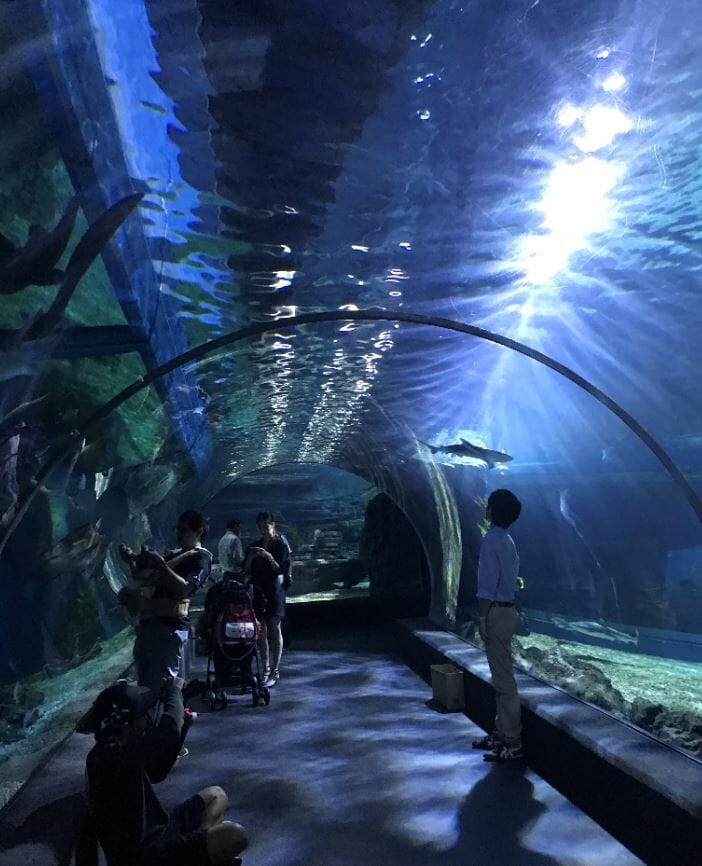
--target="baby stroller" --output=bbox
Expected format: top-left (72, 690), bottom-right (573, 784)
top-left (202, 578), bottom-right (270, 709)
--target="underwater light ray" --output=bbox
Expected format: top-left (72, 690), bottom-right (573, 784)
top-left (1, 308), bottom-right (700, 559)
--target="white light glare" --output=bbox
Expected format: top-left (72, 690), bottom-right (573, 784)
top-left (557, 104), bottom-right (582, 128)
top-left (521, 157), bottom-right (623, 281)
top-left (602, 71), bottom-right (626, 92)
top-left (574, 104), bottom-right (633, 152)
top-left (270, 270), bottom-right (296, 289)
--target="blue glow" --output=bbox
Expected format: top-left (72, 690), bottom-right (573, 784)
top-left (87, 0), bottom-right (229, 292)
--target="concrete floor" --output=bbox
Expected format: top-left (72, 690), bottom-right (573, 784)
top-left (0, 631), bottom-right (643, 866)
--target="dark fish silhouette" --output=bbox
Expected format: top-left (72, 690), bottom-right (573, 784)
top-left (421, 438), bottom-right (513, 469)
top-left (0, 198), bottom-right (79, 294)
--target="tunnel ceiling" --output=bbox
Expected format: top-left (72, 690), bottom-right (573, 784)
top-left (1, 0), bottom-right (702, 511)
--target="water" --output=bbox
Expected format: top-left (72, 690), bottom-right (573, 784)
top-left (0, 0), bottom-right (701, 801)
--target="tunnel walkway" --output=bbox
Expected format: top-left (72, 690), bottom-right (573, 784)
top-left (0, 627), bottom-right (642, 866)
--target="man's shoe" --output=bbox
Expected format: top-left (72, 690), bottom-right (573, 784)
top-left (472, 733), bottom-right (501, 751)
top-left (483, 743), bottom-right (525, 762)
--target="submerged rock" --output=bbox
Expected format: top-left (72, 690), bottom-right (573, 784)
top-left (630, 697), bottom-right (702, 755)
top-left (359, 493), bottom-right (429, 613)
top-left (0, 720), bottom-right (24, 744)
top-left (42, 523), bottom-right (105, 578)
top-left (125, 464), bottom-right (179, 512)
top-left (514, 640), bottom-right (628, 716)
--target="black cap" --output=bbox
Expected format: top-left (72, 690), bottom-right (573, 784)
top-left (76, 681), bottom-right (158, 734)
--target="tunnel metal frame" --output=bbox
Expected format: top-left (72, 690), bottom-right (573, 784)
top-left (1, 308), bottom-right (700, 559)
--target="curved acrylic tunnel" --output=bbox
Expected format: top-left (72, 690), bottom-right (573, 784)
top-left (2, 0), bottom-right (702, 841)
top-left (3, 311), bottom-right (700, 633)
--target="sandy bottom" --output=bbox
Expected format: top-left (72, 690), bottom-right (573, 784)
top-left (518, 632), bottom-right (702, 715)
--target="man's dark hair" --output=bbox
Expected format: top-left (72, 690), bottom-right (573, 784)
top-left (256, 511), bottom-right (275, 523)
top-left (179, 510), bottom-right (209, 540)
top-left (226, 518), bottom-right (241, 531)
top-left (488, 489), bottom-right (522, 528)
top-left (76, 681), bottom-right (157, 741)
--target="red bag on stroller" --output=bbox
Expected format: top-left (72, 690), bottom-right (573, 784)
top-left (217, 599), bottom-right (261, 642)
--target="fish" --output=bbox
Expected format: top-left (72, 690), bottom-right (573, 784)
top-left (0, 198), bottom-right (79, 294)
top-left (551, 616), bottom-right (638, 647)
top-left (420, 438), bottom-right (513, 468)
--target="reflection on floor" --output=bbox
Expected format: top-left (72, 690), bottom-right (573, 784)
top-left (0, 631), bottom-right (643, 866)
top-left (169, 642), bottom-right (641, 866)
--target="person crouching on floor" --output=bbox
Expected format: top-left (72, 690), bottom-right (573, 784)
top-left (77, 676), bottom-right (248, 866)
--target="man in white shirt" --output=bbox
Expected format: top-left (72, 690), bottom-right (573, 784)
top-left (218, 519), bottom-right (244, 580)
top-left (473, 488), bottom-right (524, 762)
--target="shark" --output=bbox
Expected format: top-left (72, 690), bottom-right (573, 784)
top-left (420, 438), bottom-right (513, 469)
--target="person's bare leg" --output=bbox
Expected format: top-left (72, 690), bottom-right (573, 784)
top-left (196, 786), bottom-right (229, 829)
top-left (268, 616), bottom-right (283, 679)
top-left (257, 620), bottom-right (270, 676)
top-left (206, 820), bottom-right (249, 864)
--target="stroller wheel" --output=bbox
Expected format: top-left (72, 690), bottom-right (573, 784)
top-left (207, 690), bottom-right (217, 712)
top-left (220, 692), bottom-right (228, 709)
top-left (263, 687), bottom-right (271, 706)
top-left (252, 687), bottom-right (260, 707)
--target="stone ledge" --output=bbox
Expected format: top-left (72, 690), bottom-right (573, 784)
top-left (396, 617), bottom-right (702, 866)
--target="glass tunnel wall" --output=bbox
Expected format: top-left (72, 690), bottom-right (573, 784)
top-left (1, 0), bottom-right (702, 809)
top-left (203, 463), bottom-right (431, 609)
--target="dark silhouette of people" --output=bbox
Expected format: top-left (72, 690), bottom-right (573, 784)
top-left (77, 677), bottom-right (248, 865)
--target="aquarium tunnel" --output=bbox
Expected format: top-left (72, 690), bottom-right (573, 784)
top-left (0, 0), bottom-right (701, 863)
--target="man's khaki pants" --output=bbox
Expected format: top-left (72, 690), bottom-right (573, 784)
top-left (484, 605), bottom-right (522, 746)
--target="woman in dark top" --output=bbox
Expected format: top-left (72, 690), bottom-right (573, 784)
top-left (244, 511), bottom-right (291, 687)
top-left (118, 510), bottom-right (212, 694)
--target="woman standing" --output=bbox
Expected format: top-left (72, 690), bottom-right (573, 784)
top-left (118, 510), bottom-right (212, 693)
top-left (243, 511), bottom-right (291, 687)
